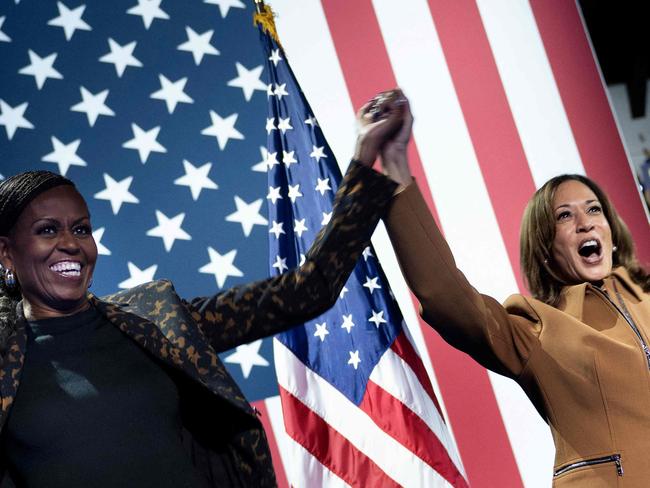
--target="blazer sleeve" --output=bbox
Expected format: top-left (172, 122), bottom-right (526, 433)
top-left (384, 180), bottom-right (543, 378)
top-left (184, 161), bottom-right (399, 353)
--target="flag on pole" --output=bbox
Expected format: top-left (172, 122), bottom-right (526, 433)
top-left (255, 6), bottom-right (468, 486)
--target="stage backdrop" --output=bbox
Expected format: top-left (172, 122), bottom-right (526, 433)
top-left (0, 0), bottom-right (648, 487)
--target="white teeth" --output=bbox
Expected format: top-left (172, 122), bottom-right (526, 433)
top-left (580, 240), bottom-right (597, 250)
top-left (59, 270), bottom-right (81, 277)
top-left (50, 261), bottom-right (82, 273)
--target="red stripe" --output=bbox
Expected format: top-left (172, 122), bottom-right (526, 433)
top-left (360, 380), bottom-right (469, 487)
top-left (390, 330), bottom-right (444, 418)
top-left (428, 0), bottom-right (536, 293)
top-left (530, 0), bottom-right (650, 266)
top-left (279, 386), bottom-right (401, 488)
top-left (321, 1), bottom-right (523, 486)
top-left (252, 399), bottom-right (289, 488)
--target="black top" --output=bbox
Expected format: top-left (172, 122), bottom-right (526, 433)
top-left (3, 306), bottom-right (210, 487)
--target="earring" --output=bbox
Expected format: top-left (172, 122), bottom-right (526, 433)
top-left (4, 268), bottom-right (16, 290)
top-left (612, 245), bottom-right (618, 252)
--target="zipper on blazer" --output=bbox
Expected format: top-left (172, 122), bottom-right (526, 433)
top-left (593, 286), bottom-right (650, 370)
top-left (554, 454), bottom-right (623, 477)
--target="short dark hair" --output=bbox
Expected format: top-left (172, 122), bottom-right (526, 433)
top-left (520, 174), bottom-right (648, 305)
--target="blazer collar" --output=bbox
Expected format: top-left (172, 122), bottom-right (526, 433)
top-left (559, 266), bottom-right (643, 321)
top-left (610, 266), bottom-right (644, 301)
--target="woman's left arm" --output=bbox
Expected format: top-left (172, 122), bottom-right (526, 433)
top-left (184, 162), bottom-right (398, 353)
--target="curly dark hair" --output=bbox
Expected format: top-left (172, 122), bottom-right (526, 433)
top-left (0, 171), bottom-right (75, 348)
top-left (520, 174), bottom-right (649, 305)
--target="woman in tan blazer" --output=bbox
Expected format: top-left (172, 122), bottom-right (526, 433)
top-left (365, 91), bottom-right (650, 487)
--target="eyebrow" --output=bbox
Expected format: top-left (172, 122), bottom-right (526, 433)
top-left (32, 215), bottom-right (91, 226)
top-left (554, 199), bottom-right (599, 211)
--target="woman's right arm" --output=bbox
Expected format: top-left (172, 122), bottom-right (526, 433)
top-left (378, 94), bottom-right (542, 378)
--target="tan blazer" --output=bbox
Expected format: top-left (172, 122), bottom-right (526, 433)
top-left (385, 182), bottom-right (650, 487)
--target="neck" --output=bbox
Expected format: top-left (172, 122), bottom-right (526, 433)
top-left (22, 299), bottom-right (91, 321)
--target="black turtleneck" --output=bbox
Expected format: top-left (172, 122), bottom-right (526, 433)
top-left (2, 305), bottom-right (210, 488)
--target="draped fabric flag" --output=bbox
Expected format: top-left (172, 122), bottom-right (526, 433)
top-left (256, 8), bottom-right (467, 487)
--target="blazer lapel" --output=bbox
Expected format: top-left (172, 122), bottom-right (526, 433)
top-left (559, 283), bottom-right (588, 322)
top-left (90, 296), bottom-right (186, 368)
top-left (90, 282), bottom-right (254, 416)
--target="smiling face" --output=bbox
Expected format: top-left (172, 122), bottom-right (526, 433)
top-left (0, 185), bottom-right (97, 319)
top-left (551, 179), bottom-right (614, 285)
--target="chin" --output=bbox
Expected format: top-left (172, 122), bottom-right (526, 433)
top-left (580, 268), bottom-right (611, 284)
top-left (50, 288), bottom-right (90, 308)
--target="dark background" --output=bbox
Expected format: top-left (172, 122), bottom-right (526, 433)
top-left (580, 1), bottom-right (650, 119)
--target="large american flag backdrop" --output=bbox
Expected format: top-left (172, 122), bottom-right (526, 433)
top-left (0, 0), bottom-right (648, 487)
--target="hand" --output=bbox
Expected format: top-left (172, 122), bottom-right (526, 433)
top-left (353, 89), bottom-right (407, 167)
top-left (381, 94), bottom-right (412, 161)
top-left (380, 92), bottom-right (413, 187)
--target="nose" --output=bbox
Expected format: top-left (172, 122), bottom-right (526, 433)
top-left (57, 229), bottom-right (81, 254)
top-left (576, 212), bottom-right (595, 233)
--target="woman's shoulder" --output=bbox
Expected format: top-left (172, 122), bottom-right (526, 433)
top-left (98, 279), bottom-right (177, 304)
top-left (502, 291), bottom-right (573, 325)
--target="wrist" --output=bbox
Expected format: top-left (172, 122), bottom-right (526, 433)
top-left (353, 138), bottom-right (377, 167)
top-left (385, 168), bottom-right (412, 187)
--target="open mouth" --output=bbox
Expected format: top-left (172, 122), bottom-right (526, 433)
top-left (578, 239), bottom-right (602, 261)
top-left (49, 261), bottom-right (82, 278)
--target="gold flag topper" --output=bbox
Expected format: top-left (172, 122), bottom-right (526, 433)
top-left (253, 0), bottom-right (283, 49)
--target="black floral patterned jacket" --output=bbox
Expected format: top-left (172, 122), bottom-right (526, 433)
top-left (0, 162), bottom-right (397, 487)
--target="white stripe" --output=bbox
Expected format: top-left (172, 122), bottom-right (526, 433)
top-left (267, 394), bottom-right (351, 488)
top-left (267, 0), bottom-right (358, 169)
top-left (371, 1), bottom-right (555, 486)
top-left (476, 0), bottom-right (585, 186)
top-left (263, 396), bottom-right (292, 480)
top-left (370, 345), bottom-right (465, 476)
top-left (288, 438), bottom-right (351, 488)
top-left (274, 339), bottom-right (454, 488)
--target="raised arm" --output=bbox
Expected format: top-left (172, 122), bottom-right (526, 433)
top-left (374, 91), bottom-right (542, 378)
top-left (186, 94), bottom-right (404, 352)
top-left (186, 163), bottom-right (397, 352)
